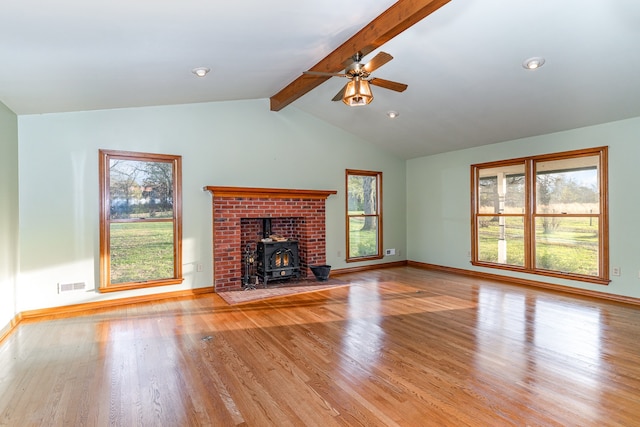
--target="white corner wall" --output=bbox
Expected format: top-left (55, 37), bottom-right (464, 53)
top-left (407, 116), bottom-right (640, 299)
top-left (0, 101), bottom-right (19, 329)
top-left (17, 99), bottom-right (406, 312)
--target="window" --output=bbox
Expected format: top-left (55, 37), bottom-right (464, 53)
top-left (99, 150), bottom-right (183, 292)
top-left (471, 147), bottom-right (608, 284)
top-left (346, 169), bottom-right (382, 261)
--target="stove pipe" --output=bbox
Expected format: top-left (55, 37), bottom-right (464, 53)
top-left (263, 218), bottom-right (272, 239)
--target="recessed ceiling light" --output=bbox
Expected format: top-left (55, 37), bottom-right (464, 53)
top-left (387, 111), bottom-right (399, 119)
top-left (192, 67), bottom-right (210, 77)
top-left (522, 57), bottom-right (545, 70)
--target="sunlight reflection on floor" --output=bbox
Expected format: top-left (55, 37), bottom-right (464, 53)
top-left (474, 287), bottom-right (603, 420)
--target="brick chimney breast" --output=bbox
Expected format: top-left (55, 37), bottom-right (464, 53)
top-left (204, 186), bottom-right (336, 292)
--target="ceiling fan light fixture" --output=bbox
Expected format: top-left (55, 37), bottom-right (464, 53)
top-left (522, 57), bottom-right (545, 70)
top-left (192, 67), bottom-right (210, 77)
top-left (343, 78), bottom-right (373, 106)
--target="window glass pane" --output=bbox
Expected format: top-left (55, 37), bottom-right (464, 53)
top-left (110, 222), bottom-right (175, 284)
top-left (477, 216), bottom-right (525, 266)
top-left (348, 175), bottom-right (377, 213)
top-left (478, 164), bottom-right (525, 214)
top-left (536, 155), bottom-right (599, 214)
top-left (349, 216), bottom-right (378, 258)
top-left (535, 217), bottom-right (599, 276)
top-left (110, 159), bottom-right (174, 220)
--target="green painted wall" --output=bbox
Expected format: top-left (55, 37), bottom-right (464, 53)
top-left (12, 95), bottom-right (640, 314)
top-left (407, 116), bottom-right (640, 298)
top-left (0, 101), bottom-right (19, 328)
top-left (16, 99), bottom-right (407, 311)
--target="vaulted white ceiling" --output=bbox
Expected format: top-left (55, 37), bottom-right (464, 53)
top-left (2, 0), bottom-right (639, 159)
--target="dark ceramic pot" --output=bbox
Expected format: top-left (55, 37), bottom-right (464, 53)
top-left (309, 265), bottom-right (331, 281)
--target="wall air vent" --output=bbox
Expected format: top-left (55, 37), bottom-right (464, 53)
top-left (59, 282), bottom-right (86, 293)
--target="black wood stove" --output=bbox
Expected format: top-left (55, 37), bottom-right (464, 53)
top-left (256, 240), bottom-right (300, 286)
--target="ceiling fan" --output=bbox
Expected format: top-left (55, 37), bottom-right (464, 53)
top-left (303, 51), bottom-right (408, 106)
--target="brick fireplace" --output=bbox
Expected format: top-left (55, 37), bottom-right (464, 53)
top-left (204, 186), bottom-right (337, 292)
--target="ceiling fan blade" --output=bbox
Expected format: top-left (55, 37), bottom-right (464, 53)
top-left (363, 52), bottom-right (393, 73)
top-left (369, 77), bottom-right (408, 92)
top-left (303, 71), bottom-right (348, 77)
top-left (332, 84), bottom-right (348, 101)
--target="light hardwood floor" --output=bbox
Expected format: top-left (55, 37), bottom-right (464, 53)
top-left (1, 266), bottom-right (640, 426)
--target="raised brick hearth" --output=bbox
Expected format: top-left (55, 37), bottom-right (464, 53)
top-left (204, 186), bottom-right (337, 292)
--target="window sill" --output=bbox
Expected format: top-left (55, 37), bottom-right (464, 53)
top-left (346, 255), bottom-right (384, 263)
top-left (471, 261), bottom-right (610, 285)
top-left (99, 278), bottom-right (185, 293)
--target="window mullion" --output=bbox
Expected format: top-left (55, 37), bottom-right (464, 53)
top-left (525, 159), bottom-right (534, 270)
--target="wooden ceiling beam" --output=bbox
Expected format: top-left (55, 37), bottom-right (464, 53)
top-left (269, 0), bottom-right (451, 111)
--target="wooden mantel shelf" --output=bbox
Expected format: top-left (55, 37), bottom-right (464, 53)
top-left (204, 186), bottom-right (337, 200)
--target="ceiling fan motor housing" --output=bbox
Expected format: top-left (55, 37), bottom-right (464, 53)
top-left (346, 62), bottom-right (369, 79)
